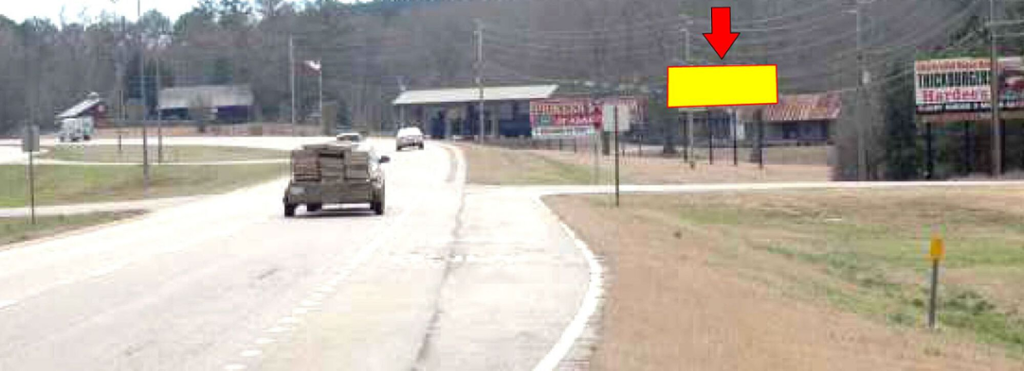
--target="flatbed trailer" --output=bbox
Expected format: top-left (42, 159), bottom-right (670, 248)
top-left (283, 142), bottom-right (389, 217)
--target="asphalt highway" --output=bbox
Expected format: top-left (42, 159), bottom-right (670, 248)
top-left (0, 138), bottom-right (593, 371)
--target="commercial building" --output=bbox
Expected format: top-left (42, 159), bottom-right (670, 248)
top-left (392, 85), bottom-right (558, 138)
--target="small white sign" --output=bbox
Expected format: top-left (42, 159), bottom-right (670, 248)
top-left (602, 104), bottom-right (632, 132)
top-left (22, 125), bottom-right (39, 153)
top-left (533, 125), bottom-right (595, 139)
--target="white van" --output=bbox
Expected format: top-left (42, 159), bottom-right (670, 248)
top-left (58, 117), bottom-right (95, 142)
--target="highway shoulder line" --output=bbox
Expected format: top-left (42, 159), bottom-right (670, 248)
top-left (531, 195), bottom-right (605, 371)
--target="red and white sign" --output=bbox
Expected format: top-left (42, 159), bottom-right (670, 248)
top-left (529, 97), bottom-right (645, 130)
top-left (530, 98), bottom-right (601, 128)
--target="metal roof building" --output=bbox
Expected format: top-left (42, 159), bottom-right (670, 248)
top-left (392, 85), bottom-right (559, 106)
top-left (158, 85), bottom-right (255, 111)
top-left (158, 85), bottom-right (255, 123)
top-left (57, 93), bottom-right (105, 120)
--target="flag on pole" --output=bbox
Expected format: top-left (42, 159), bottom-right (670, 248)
top-left (304, 60), bottom-right (322, 73)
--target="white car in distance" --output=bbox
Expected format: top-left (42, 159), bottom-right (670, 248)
top-left (396, 127), bottom-right (425, 151)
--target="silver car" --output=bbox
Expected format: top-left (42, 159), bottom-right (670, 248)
top-left (395, 127), bottom-right (425, 151)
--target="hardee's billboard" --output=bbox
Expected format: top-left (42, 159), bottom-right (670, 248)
top-left (915, 57), bottom-right (1024, 114)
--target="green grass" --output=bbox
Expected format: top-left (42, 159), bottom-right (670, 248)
top-left (0, 163), bottom-right (288, 207)
top-left (41, 145), bottom-right (288, 163)
top-left (0, 211), bottom-right (142, 247)
top-left (600, 188), bottom-right (1024, 355)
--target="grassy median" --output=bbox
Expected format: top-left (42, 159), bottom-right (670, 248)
top-left (1, 211), bottom-right (143, 247)
top-left (41, 145), bottom-right (288, 163)
top-left (547, 187), bottom-right (1024, 370)
top-left (0, 163), bottom-right (287, 207)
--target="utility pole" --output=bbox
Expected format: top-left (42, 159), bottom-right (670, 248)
top-left (290, 36), bottom-right (296, 126)
top-left (854, 3), bottom-right (867, 181)
top-left (990, 0), bottom-right (1003, 176)
top-left (138, 0), bottom-right (150, 190)
top-left (475, 19), bottom-right (485, 143)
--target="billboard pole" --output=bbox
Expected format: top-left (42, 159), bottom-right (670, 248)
top-left (990, 0), bottom-right (1003, 176)
top-left (614, 104), bottom-right (620, 207)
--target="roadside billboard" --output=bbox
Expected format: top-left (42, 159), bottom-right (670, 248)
top-left (915, 57), bottom-right (1024, 114)
top-left (530, 98), bottom-right (600, 138)
top-left (529, 97), bottom-right (644, 138)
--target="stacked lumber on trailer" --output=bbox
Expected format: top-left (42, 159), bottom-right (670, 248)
top-left (291, 150), bottom-right (320, 181)
top-left (290, 142), bottom-right (371, 182)
top-left (345, 151), bottom-right (371, 180)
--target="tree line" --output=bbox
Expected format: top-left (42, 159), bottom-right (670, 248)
top-left (4, 0), bottom-right (1013, 180)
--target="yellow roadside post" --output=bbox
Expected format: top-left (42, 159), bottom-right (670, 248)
top-left (928, 234), bottom-right (945, 329)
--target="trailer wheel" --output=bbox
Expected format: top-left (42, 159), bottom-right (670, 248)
top-left (284, 204), bottom-right (297, 217)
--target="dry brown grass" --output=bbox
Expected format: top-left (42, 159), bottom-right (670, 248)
top-left (459, 143), bottom-right (830, 185)
top-left (546, 187), bottom-right (1024, 371)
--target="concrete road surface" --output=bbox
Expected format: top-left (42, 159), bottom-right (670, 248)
top-left (0, 138), bottom-right (593, 370)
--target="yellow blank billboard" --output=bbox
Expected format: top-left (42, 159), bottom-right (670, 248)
top-left (667, 65), bottom-right (779, 108)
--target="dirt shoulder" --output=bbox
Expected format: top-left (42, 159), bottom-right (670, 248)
top-left (545, 187), bottom-right (1024, 370)
top-left (457, 143), bottom-right (829, 185)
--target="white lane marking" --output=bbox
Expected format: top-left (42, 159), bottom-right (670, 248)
top-left (316, 285), bottom-right (334, 293)
top-left (223, 364), bottom-right (247, 371)
top-left (532, 219), bottom-right (605, 371)
top-left (229, 183), bottom-right (426, 369)
top-left (0, 210), bottom-right (263, 311)
top-left (267, 326), bottom-right (291, 334)
top-left (0, 299), bottom-right (18, 310)
top-left (240, 349), bottom-right (262, 358)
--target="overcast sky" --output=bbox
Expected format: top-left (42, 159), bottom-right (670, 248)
top-left (1, 0), bottom-right (196, 23)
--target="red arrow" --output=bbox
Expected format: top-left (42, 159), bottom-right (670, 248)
top-left (703, 7), bottom-right (740, 59)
